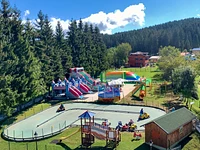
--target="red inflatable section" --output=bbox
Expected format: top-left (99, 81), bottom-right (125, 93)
top-left (82, 83), bottom-right (90, 91)
top-left (72, 86), bottom-right (82, 96)
top-left (80, 84), bottom-right (89, 93)
top-left (69, 87), bottom-right (80, 98)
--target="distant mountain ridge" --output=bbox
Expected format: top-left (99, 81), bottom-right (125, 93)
top-left (102, 18), bottom-right (200, 55)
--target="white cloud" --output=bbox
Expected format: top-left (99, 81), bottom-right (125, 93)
top-left (50, 3), bottom-right (146, 34)
top-left (24, 10), bottom-right (30, 17)
top-left (23, 3), bottom-right (145, 34)
top-left (50, 18), bottom-right (70, 33)
top-left (22, 10), bottom-right (30, 23)
top-left (197, 14), bottom-right (200, 17)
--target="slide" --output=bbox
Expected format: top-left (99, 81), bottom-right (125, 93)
top-left (72, 86), bottom-right (82, 96)
top-left (79, 71), bottom-right (95, 85)
top-left (90, 123), bottom-right (120, 141)
top-left (82, 82), bottom-right (91, 91)
top-left (80, 83), bottom-right (89, 94)
top-left (132, 83), bottom-right (143, 95)
top-left (139, 90), bottom-right (145, 99)
top-left (69, 87), bottom-right (80, 98)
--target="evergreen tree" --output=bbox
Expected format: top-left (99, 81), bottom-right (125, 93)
top-left (55, 21), bottom-right (72, 73)
top-left (68, 20), bottom-right (80, 66)
top-left (82, 22), bottom-right (95, 74)
top-left (93, 26), bottom-right (108, 76)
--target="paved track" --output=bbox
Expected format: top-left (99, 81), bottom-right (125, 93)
top-left (4, 103), bottom-right (166, 141)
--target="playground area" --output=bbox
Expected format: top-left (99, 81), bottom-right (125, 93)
top-left (3, 103), bottom-right (166, 141)
top-left (50, 67), bottom-right (151, 103)
top-left (77, 84), bottom-right (134, 102)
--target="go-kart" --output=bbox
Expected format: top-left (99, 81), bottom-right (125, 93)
top-left (56, 104), bottom-right (65, 112)
top-left (138, 112), bottom-right (150, 120)
top-left (121, 124), bottom-right (129, 131)
top-left (129, 123), bottom-right (137, 131)
top-left (121, 123), bottom-right (137, 132)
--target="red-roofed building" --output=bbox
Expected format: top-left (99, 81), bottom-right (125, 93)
top-left (127, 51), bottom-right (149, 67)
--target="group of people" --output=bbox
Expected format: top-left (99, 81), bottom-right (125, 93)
top-left (115, 119), bottom-right (136, 131)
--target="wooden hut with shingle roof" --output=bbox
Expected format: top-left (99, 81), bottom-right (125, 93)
top-left (144, 107), bottom-right (196, 150)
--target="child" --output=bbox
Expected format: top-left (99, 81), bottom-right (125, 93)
top-left (140, 108), bottom-right (144, 115)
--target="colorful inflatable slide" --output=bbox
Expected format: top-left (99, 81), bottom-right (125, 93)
top-left (70, 67), bottom-right (102, 91)
top-left (100, 71), bottom-right (140, 82)
top-left (51, 80), bottom-right (83, 99)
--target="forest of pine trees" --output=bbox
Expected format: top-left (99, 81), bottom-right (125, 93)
top-left (1, 0), bottom-right (200, 116)
top-left (0, 0), bottom-right (109, 115)
top-left (103, 18), bottom-right (200, 55)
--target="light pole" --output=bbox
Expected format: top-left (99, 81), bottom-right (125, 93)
top-left (34, 131), bottom-right (38, 150)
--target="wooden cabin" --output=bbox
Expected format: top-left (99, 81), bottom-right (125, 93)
top-left (145, 107), bottom-right (196, 150)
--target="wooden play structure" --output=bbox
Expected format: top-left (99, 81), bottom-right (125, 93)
top-left (79, 111), bottom-right (121, 149)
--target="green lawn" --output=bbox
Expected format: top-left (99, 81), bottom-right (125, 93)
top-left (107, 66), bottom-right (162, 80)
top-left (1, 100), bottom-right (199, 150)
top-left (1, 126), bottom-right (199, 150)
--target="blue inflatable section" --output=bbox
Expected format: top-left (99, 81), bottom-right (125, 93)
top-left (98, 87), bottom-right (120, 98)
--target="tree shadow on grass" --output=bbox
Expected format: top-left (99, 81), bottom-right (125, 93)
top-left (177, 133), bottom-right (194, 149)
top-left (74, 145), bottom-right (113, 150)
top-left (0, 117), bottom-right (17, 129)
top-left (161, 100), bottom-right (186, 110)
top-left (134, 143), bottom-right (158, 150)
top-left (131, 95), bottom-right (143, 101)
top-left (56, 142), bottom-right (114, 150)
top-left (56, 142), bottom-right (72, 150)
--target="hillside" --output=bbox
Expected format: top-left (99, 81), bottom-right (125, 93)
top-left (102, 18), bottom-right (200, 55)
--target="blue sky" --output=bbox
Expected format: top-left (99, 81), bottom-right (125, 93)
top-left (8, 0), bottom-right (200, 34)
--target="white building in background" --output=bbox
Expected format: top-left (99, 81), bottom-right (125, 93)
top-left (192, 48), bottom-right (200, 55)
top-left (149, 56), bottom-right (161, 63)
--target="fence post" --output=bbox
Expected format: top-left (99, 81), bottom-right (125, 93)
top-left (8, 141), bottom-right (11, 150)
top-left (22, 131), bottom-right (23, 139)
top-left (32, 130), bottom-right (34, 139)
top-left (13, 130), bottom-right (15, 139)
top-left (26, 143), bottom-right (28, 150)
top-left (42, 128), bottom-right (44, 137)
top-left (51, 126), bottom-right (53, 134)
top-left (45, 145), bottom-right (47, 150)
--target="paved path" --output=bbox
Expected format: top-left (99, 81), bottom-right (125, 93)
top-left (4, 103), bottom-right (165, 141)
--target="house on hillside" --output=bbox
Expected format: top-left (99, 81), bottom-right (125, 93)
top-left (127, 51), bottom-right (149, 67)
top-left (145, 107), bottom-right (196, 150)
top-left (192, 48), bottom-right (200, 55)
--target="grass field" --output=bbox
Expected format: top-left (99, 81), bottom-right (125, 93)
top-left (107, 66), bottom-right (162, 81)
top-left (0, 67), bottom-right (200, 150)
